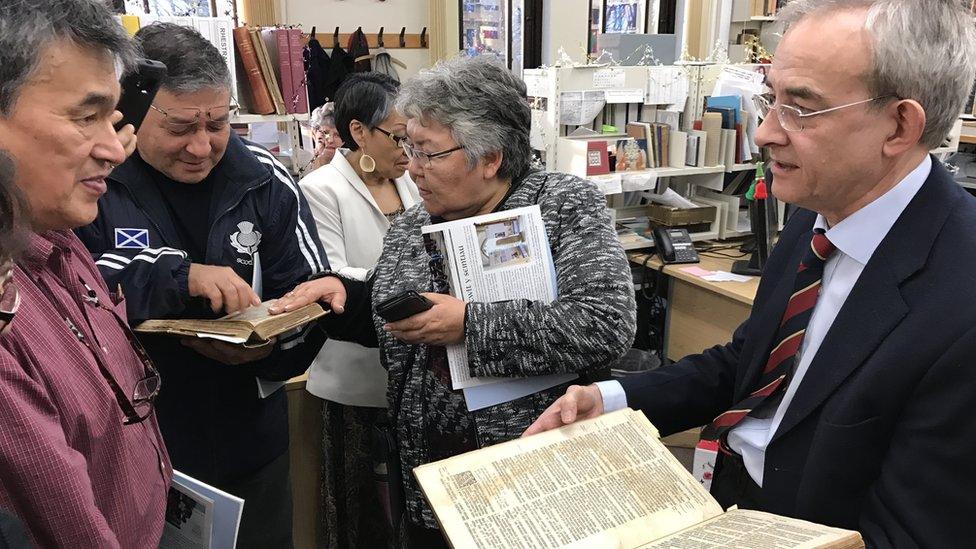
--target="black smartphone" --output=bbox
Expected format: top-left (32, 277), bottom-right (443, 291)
top-left (374, 290), bottom-right (433, 322)
top-left (115, 58), bottom-right (167, 131)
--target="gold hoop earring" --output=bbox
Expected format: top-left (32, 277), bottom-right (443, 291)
top-left (359, 153), bottom-right (376, 173)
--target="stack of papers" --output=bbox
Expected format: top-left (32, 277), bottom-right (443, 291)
top-left (680, 265), bottom-right (752, 282)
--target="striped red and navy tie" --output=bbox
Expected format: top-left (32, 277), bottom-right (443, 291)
top-left (700, 229), bottom-right (837, 447)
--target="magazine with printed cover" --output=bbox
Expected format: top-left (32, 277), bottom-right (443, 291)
top-left (422, 205), bottom-right (575, 410)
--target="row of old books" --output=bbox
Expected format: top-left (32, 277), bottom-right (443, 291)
top-left (232, 26), bottom-right (309, 116)
top-left (117, 15), bottom-right (308, 117)
top-left (117, 15), bottom-right (237, 99)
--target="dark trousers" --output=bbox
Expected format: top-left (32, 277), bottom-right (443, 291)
top-left (404, 522), bottom-right (450, 549)
top-left (710, 450), bottom-right (764, 511)
top-left (220, 451), bottom-right (294, 549)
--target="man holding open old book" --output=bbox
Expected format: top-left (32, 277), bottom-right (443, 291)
top-left (76, 23), bottom-right (328, 549)
top-left (528, 0), bottom-right (976, 546)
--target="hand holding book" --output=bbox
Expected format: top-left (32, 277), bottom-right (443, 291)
top-left (522, 383), bottom-right (606, 436)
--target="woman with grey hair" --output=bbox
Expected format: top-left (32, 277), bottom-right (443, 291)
top-left (305, 102), bottom-right (342, 172)
top-left (273, 56), bottom-right (636, 546)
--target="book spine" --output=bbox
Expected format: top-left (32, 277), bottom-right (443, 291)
top-left (233, 26), bottom-right (275, 115)
top-left (276, 29), bottom-right (295, 114)
top-left (288, 28), bottom-right (308, 114)
top-left (213, 19), bottom-right (238, 100)
top-left (252, 28), bottom-right (286, 115)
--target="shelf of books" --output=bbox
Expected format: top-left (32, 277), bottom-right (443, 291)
top-left (231, 113), bottom-right (310, 124)
top-left (527, 62), bottom-right (777, 249)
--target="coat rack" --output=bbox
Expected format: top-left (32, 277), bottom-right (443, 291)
top-left (305, 25), bottom-right (429, 49)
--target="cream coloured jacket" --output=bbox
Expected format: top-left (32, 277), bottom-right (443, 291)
top-left (298, 150), bottom-right (419, 406)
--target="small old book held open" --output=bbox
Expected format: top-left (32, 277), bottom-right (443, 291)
top-left (414, 409), bottom-right (864, 549)
top-left (134, 300), bottom-right (326, 345)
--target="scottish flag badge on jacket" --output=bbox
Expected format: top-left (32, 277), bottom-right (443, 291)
top-left (114, 228), bottom-right (149, 249)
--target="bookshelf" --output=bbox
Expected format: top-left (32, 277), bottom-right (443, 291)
top-left (526, 63), bottom-right (763, 244)
top-left (230, 113), bottom-right (311, 175)
top-left (231, 113), bottom-right (310, 124)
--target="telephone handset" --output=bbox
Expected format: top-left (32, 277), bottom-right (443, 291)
top-left (652, 227), bottom-right (700, 264)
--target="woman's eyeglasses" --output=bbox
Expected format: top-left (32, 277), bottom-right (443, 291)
top-left (374, 126), bottom-right (409, 146)
top-left (400, 141), bottom-right (464, 169)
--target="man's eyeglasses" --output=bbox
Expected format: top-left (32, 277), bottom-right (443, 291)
top-left (150, 104), bottom-right (238, 136)
top-left (753, 94), bottom-right (895, 132)
top-left (400, 140), bottom-right (464, 168)
top-left (374, 126), bottom-right (409, 146)
top-left (0, 270), bottom-right (19, 335)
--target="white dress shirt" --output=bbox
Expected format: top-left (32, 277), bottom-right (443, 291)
top-left (599, 155), bottom-right (931, 485)
top-left (299, 150), bottom-right (420, 407)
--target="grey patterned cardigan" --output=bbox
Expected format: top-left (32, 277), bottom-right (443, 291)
top-left (326, 169), bottom-right (636, 528)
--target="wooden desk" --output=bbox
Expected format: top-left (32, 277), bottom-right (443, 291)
top-left (630, 252), bottom-right (758, 361)
top-left (286, 373), bottom-right (321, 549)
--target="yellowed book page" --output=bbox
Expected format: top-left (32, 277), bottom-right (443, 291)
top-left (638, 509), bottom-right (864, 549)
top-left (134, 300), bottom-right (325, 342)
top-left (221, 301), bottom-right (325, 340)
top-left (414, 409), bottom-right (723, 549)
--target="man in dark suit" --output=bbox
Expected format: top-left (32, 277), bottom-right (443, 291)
top-left (526, 1), bottom-right (976, 546)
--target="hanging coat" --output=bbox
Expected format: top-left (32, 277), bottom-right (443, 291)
top-left (303, 33), bottom-right (332, 111)
top-left (372, 48), bottom-right (400, 82)
top-left (347, 28), bottom-right (372, 73)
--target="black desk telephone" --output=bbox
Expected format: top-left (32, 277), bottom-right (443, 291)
top-left (652, 227), bottom-right (700, 264)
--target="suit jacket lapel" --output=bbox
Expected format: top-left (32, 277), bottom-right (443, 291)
top-left (772, 158), bottom-right (959, 441)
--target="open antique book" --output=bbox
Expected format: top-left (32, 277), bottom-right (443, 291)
top-left (414, 409), bottom-right (863, 549)
top-left (134, 300), bottom-right (326, 344)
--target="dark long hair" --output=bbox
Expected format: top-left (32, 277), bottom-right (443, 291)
top-left (0, 152), bottom-right (28, 266)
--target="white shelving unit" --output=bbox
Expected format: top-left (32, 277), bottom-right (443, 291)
top-left (230, 112), bottom-right (311, 176)
top-left (525, 63), bottom-right (766, 245)
top-left (524, 63), bottom-right (768, 245)
top-left (230, 113), bottom-right (310, 124)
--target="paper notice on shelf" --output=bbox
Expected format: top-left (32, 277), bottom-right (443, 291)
top-left (523, 69), bottom-right (549, 97)
top-left (589, 173), bottom-right (623, 195)
top-left (621, 171), bottom-right (659, 192)
top-left (593, 67), bottom-right (626, 89)
top-left (649, 188), bottom-right (699, 209)
top-left (712, 66), bottom-right (766, 155)
top-left (604, 88), bottom-right (646, 104)
top-left (646, 66), bottom-right (689, 107)
top-left (559, 91), bottom-right (606, 125)
top-left (530, 109), bottom-right (546, 151)
top-left (712, 65), bottom-right (766, 88)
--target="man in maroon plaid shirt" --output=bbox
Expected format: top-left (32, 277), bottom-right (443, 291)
top-left (0, 0), bottom-right (172, 546)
